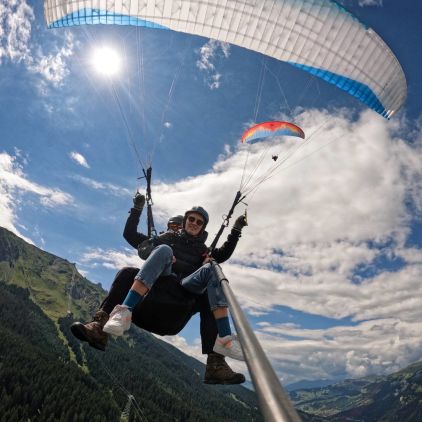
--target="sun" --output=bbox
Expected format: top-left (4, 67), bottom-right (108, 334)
top-left (91, 46), bottom-right (121, 77)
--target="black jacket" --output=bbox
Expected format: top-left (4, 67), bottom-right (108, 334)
top-left (123, 207), bottom-right (149, 248)
top-left (125, 207), bottom-right (241, 278)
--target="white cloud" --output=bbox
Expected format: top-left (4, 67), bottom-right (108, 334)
top-left (209, 72), bottom-right (222, 90)
top-left (140, 109), bottom-right (422, 382)
top-left (0, 151), bottom-right (73, 241)
top-left (69, 151), bottom-right (90, 168)
top-left (80, 247), bottom-right (140, 270)
top-left (156, 334), bottom-right (206, 364)
top-left (255, 318), bottom-right (422, 385)
top-left (164, 122), bottom-right (172, 129)
top-left (358, 0), bottom-right (383, 7)
top-left (0, 0), bottom-right (33, 64)
top-left (71, 175), bottom-right (132, 197)
top-left (0, 0), bottom-right (74, 86)
top-left (196, 40), bottom-right (230, 90)
top-left (28, 32), bottom-right (74, 87)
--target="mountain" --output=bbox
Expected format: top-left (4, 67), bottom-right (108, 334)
top-left (290, 361), bottom-right (422, 421)
top-left (286, 379), bottom-right (339, 393)
top-left (0, 226), bottom-right (263, 421)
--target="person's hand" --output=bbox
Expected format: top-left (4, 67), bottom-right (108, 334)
top-left (133, 191), bottom-right (146, 210)
top-left (202, 255), bottom-right (213, 265)
top-left (233, 213), bottom-right (248, 232)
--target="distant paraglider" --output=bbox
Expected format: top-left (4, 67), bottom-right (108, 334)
top-left (241, 120), bottom-right (304, 164)
top-left (241, 121), bottom-right (305, 144)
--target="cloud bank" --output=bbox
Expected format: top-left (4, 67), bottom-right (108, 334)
top-left (145, 109), bottom-right (422, 383)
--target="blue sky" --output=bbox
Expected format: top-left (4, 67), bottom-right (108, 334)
top-left (1, 0), bottom-right (422, 386)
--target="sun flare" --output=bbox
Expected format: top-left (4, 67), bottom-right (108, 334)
top-left (91, 46), bottom-right (121, 76)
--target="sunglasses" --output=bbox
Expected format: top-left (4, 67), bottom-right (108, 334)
top-left (187, 215), bottom-right (204, 226)
top-left (168, 223), bottom-right (181, 230)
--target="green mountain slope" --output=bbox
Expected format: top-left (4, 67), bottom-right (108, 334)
top-left (0, 282), bottom-right (121, 421)
top-left (0, 227), bottom-right (104, 321)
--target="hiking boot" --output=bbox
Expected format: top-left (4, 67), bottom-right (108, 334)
top-left (204, 353), bottom-right (246, 385)
top-left (213, 334), bottom-right (245, 361)
top-left (103, 304), bottom-right (132, 336)
top-left (70, 310), bottom-right (109, 351)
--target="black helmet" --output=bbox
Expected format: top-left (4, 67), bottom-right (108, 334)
top-left (167, 215), bottom-right (183, 228)
top-left (183, 206), bottom-right (209, 231)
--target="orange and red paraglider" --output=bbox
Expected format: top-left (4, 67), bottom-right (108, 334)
top-left (241, 121), bottom-right (305, 144)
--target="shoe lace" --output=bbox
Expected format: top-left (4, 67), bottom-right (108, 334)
top-left (93, 310), bottom-right (109, 325)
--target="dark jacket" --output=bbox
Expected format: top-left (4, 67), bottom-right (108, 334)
top-left (138, 224), bottom-right (241, 279)
top-left (138, 228), bottom-right (241, 278)
top-left (123, 207), bottom-right (149, 248)
top-left (125, 206), bottom-right (241, 278)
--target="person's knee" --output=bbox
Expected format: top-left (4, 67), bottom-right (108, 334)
top-left (202, 263), bottom-right (217, 284)
top-left (203, 262), bottom-right (212, 270)
top-left (200, 263), bottom-right (212, 279)
top-left (154, 244), bottom-right (173, 258)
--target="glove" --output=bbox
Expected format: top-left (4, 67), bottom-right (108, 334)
top-left (133, 192), bottom-right (146, 210)
top-left (233, 214), bottom-right (248, 232)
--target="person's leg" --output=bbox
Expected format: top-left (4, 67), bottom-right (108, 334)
top-left (100, 267), bottom-right (139, 314)
top-left (123, 244), bottom-right (174, 308)
top-left (181, 263), bottom-right (244, 361)
top-left (193, 292), bottom-right (218, 355)
top-left (104, 245), bottom-right (174, 336)
top-left (70, 267), bottom-right (139, 350)
top-left (194, 293), bottom-right (245, 384)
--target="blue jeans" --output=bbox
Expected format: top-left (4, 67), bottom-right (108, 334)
top-left (135, 245), bottom-right (228, 310)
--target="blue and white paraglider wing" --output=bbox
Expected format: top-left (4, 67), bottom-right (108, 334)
top-left (44, 0), bottom-right (407, 118)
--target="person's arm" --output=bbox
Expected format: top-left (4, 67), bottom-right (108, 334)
top-left (210, 214), bottom-right (247, 263)
top-left (123, 192), bottom-right (149, 249)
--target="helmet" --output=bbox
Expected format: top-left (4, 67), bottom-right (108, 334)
top-left (167, 215), bottom-right (183, 229)
top-left (183, 206), bottom-right (209, 231)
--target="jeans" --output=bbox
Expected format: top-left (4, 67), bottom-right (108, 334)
top-left (135, 244), bottom-right (228, 310)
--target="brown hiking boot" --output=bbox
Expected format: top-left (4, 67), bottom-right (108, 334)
top-left (204, 353), bottom-right (246, 385)
top-left (70, 310), bottom-right (109, 351)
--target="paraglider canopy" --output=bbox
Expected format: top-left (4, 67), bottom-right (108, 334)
top-left (241, 121), bottom-right (305, 144)
top-left (44, 0), bottom-right (407, 119)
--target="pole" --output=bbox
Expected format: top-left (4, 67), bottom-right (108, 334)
top-left (211, 261), bottom-right (301, 422)
top-left (143, 166), bottom-right (157, 238)
top-left (210, 190), bottom-right (245, 251)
